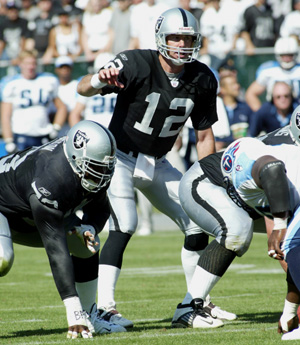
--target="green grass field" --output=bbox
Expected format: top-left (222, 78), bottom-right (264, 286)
top-left (0, 230), bottom-right (290, 344)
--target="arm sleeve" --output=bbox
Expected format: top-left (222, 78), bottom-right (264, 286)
top-left (81, 192), bottom-right (111, 234)
top-left (29, 194), bottom-right (78, 300)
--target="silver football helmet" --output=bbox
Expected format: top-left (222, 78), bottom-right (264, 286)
top-left (289, 105), bottom-right (300, 146)
top-left (155, 8), bottom-right (201, 65)
top-left (274, 37), bottom-right (299, 70)
top-left (63, 120), bottom-right (116, 192)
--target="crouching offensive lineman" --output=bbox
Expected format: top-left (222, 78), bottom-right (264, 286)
top-left (0, 120), bottom-right (127, 338)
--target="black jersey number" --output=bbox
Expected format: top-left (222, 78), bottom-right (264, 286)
top-left (133, 92), bottom-right (194, 137)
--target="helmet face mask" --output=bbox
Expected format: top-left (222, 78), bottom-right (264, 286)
top-left (155, 8), bottom-right (201, 65)
top-left (274, 37), bottom-right (299, 70)
top-left (64, 121), bottom-right (116, 193)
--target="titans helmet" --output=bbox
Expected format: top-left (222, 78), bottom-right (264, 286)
top-left (63, 120), bottom-right (116, 192)
top-left (155, 8), bottom-right (201, 65)
top-left (274, 37), bottom-right (299, 70)
top-left (289, 105), bottom-right (300, 145)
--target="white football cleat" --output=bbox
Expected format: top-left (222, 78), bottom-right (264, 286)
top-left (172, 299), bottom-right (224, 329)
top-left (88, 304), bottom-right (127, 334)
top-left (203, 301), bottom-right (237, 321)
top-left (97, 305), bottom-right (134, 328)
top-left (282, 326), bottom-right (300, 340)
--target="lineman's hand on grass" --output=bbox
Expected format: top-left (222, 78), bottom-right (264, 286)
top-left (69, 225), bottom-right (99, 253)
top-left (268, 228), bottom-right (286, 260)
top-left (67, 325), bottom-right (93, 339)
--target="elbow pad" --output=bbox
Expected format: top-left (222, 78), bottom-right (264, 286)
top-left (259, 160), bottom-right (291, 214)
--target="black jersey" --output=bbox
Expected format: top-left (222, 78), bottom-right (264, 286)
top-left (0, 138), bottom-right (110, 300)
top-left (0, 137), bottom-right (109, 226)
top-left (101, 49), bottom-right (218, 157)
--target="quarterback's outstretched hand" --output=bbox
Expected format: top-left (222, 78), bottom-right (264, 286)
top-left (98, 67), bottom-right (124, 89)
top-left (67, 325), bottom-right (93, 339)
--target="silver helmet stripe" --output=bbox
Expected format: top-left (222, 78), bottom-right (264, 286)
top-left (91, 121), bottom-right (115, 156)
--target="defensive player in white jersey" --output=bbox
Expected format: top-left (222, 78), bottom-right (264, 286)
top-left (77, 7), bottom-right (235, 328)
top-left (220, 134), bottom-right (300, 340)
top-left (1, 50), bottom-right (67, 153)
top-left (245, 36), bottom-right (300, 111)
top-left (173, 107), bottom-right (300, 329)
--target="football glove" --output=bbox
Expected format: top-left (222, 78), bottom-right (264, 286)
top-left (69, 224), bottom-right (98, 254)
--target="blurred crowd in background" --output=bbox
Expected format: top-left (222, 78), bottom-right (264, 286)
top-left (1, 0), bottom-right (300, 234)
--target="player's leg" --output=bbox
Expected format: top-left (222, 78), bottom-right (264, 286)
top-left (97, 152), bottom-right (137, 328)
top-left (0, 213), bottom-right (14, 277)
top-left (172, 162), bottom-right (253, 327)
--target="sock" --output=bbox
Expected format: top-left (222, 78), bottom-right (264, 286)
top-left (181, 246), bottom-right (204, 289)
top-left (75, 278), bottom-right (98, 312)
top-left (182, 265), bottom-right (220, 305)
top-left (282, 299), bottom-right (299, 320)
top-left (97, 264), bottom-right (121, 310)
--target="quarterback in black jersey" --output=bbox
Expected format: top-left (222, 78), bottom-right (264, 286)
top-left (76, 7), bottom-right (232, 328)
top-left (0, 121), bottom-right (127, 338)
top-left (174, 106), bottom-right (300, 331)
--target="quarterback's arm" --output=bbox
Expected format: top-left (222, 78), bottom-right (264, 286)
top-left (29, 195), bottom-right (91, 336)
top-left (77, 67), bottom-right (124, 97)
top-left (195, 127), bottom-right (216, 160)
top-left (245, 80), bottom-right (266, 111)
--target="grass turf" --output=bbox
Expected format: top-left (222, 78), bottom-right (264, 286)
top-left (0, 230), bottom-right (288, 344)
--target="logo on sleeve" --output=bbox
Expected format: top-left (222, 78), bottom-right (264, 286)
top-left (221, 141), bottom-right (240, 175)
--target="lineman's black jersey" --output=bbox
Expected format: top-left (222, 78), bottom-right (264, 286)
top-left (0, 137), bottom-right (110, 231)
top-left (101, 49), bottom-right (218, 157)
top-left (0, 138), bottom-right (110, 300)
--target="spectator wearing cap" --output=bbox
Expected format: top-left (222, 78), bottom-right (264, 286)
top-left (42, 9), bottom-right (83, 64)
top-left (53, 56), bottom-right (79, 136)
top-left (0, 2), bottom-right (32, 69)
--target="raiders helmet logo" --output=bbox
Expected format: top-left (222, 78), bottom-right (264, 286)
top-left (295, 112), bottom-right (300, 130)
top-left (73, 130), bottom-right (90, 150)
top-left (155, 16), bottom-right (164, 33)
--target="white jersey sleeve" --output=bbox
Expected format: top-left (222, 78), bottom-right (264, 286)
top-left (222, 137), bottom-right (300, 217)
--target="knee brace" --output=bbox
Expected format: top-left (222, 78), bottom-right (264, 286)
top-left (184, 233), bottom-right (209, 251)
top-left (0, 236), bottom-right (14, 277)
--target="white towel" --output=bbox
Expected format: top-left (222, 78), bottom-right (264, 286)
top-left (133, 153), bottom-right (155, 181)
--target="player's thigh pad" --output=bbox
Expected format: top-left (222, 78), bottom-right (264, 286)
top-left (141, 158), bottom-right (202, 235)
top-left (179, 162), bottom-right (253, 256)
top-left (108, 151), bottom-right (138, 234)
top-left (0, 213), bottom-right (14, 276)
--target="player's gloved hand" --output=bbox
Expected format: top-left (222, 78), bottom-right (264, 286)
top-left (4, 138), bottom-right (17, 154)
top-left (64, 297), bottom-right (93, 339)
top-left (48, 123), bottom-right (62, 140)
top-left (268, 228), bottom-right (286, 260)
top-left (69, 224), bottom-right (99, 254)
